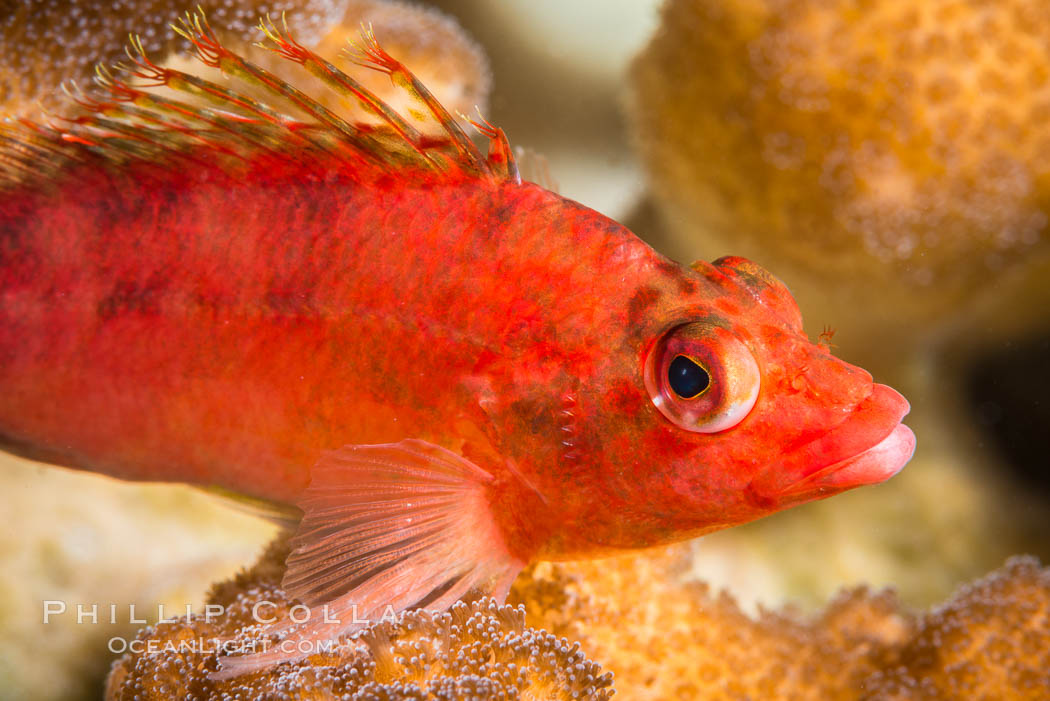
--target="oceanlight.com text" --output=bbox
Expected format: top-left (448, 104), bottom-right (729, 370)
top-left (105, 636), bottom-right (348, 656)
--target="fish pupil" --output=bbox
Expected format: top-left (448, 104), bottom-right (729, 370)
top-left (668, 355), bottom-right (710, 399)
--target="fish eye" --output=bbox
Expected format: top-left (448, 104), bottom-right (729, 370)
top-left (668, 355), bottom-right (710, 399)
top-left (644, 322), bottom-right (760, 433)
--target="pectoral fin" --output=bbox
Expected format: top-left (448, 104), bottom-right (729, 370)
top-left (211, 439), bottom-right (524, 679)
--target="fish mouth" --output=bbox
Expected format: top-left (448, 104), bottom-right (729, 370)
top-left (758, 384), bottom-right (916, 501)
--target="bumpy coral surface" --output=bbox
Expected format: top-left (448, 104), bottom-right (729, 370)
top-left (2, 0), bottom-right (489, 123)
top-left (0, 454), bottom-right (276, 701)
top-left (108, 535), bottom-right (1050, 700)
top-left (861, 555), bottom-right (1050, 699)
top-left (512, 548), bottom-right (914, 700)
top-left (513, 550), bottom-right (1050, 700)
top-left (630, 0), bottom-right (1050, 345)
top-left (1, 0), bottom-right (346, 113)
top-left (105, 538), bottom-right (614, 699)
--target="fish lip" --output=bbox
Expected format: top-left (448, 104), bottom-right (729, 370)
top-left (757, 383), bottom-right (915, 500)
top-left (774, 423), bottom-right (915, 499)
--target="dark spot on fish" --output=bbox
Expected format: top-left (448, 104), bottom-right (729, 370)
top-left (527, 408), bottom-right (548, 436)
top-left (712, 256), bottom-right (797, 322)
top-left (374, 173), bottom-right (397, 190)
top-left (490, 200), bottom-right (516, 227)
top-left (655, 258), bottom-right (680, 279)
top-left (746, 480), bottom-right (778, 510)
top-left (508, 397), bottom-right (545, 436)
top-left (265, 284), bottom-right (315, 317)
top-left (97, 273), bottom-right (168, 319)
top-left (626, 285), bottom-right (661, 327)
top-left (726, 267), bottom-right (768, 293)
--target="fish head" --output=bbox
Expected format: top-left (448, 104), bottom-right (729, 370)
top-left (590, 255), bottom-right (915, 546)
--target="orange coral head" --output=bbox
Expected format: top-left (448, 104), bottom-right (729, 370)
top-left (525, 253), bottom-right (915, 558)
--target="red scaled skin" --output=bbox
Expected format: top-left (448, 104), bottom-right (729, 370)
top-left (0, 144), bottom-right (910, 566)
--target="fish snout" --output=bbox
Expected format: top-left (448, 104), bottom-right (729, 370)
top-left (754, 383), bottom-right (915, 502)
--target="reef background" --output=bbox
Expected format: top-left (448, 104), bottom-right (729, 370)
top-left (2, 0), bottom-right (1049, 698)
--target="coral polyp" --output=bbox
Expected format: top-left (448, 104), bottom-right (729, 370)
top-left (105, 538), bottom-right (614, 700)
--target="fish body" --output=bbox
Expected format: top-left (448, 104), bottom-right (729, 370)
top-left (1, 153), bottom-right (673, 558)
top-left (0, 17), bottom-right (914, 674)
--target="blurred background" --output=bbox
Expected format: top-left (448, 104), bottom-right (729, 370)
top-left (3, 0), bottom-right (1049, 697)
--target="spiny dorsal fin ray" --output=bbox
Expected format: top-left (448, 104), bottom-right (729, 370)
top-left (120, 29), bottom-right (347, 159)
top-left (347, 24), bottom-right (490, 173)
top-left (467, 109), bottom-right (520, 183)
top-left (256, 15), bottom-right (443, 170)
top-left (172, 12), bottom-right (387, 161)
top-left (1, 10), bottom-right (516, 187)
top-left (91, 65), bottom-right (309, 160)
top-left (68, 87), bottom-right (255, 163)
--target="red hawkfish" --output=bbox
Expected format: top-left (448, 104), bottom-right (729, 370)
top-left (0, 15), bottom-right (914, 676)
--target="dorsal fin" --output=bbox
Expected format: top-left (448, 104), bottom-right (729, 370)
top-left (0, 10), bottom-right (518, 189)
top-left (468, 110), bottom-right (520, 183)
top-left (257, 16), bottom-right (439, 169)
top-left (347, 24), bottom-right (489, 172)
top-left (515, 146), bottom-right (559, 193)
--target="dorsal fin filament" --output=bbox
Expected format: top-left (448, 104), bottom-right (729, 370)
top-left (468, 110), bottom-right (520, 184)
top-left (257, 16), bottom-right (442, 171)
top-left (120, 34), bottom-right (296, 128)
top-left (173, 12), bottom-right (384, 160)
top-left (348, 25), bottom-right (490, 175)
top-left (91, 68), bottom-right (289, 162)
top-left (80, 74), bottom-right (257, 161)
top-left (1, 10), bottom-right (519, 188)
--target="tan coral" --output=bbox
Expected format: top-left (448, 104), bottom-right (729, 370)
top-left (861, 555), bottom-right (1050, 700)
top-left (105, 536), bottom-right (614, 699)
top-left (629, 0), bottom-right (1050, 367)
top-left (511, 549), bottom-right (915, 701)
top-left (0, 453), bottom-right (276, 701)
top-left (109, 536), bottom-right (1050, 699)
top-left (299, 0), bottom-right (491, 125)
top-left (511, 549), bottom-right (1049, 700)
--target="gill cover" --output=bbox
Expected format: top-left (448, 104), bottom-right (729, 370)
top-left (644, 322), bottom-right (760, 433)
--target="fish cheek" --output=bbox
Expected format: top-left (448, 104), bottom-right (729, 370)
top-left (479, 391), bottom-right (568, 490)
top-left (512, 390), bottom-right (592, 464)
top-left (602, 377), bottom-right (647, 421)
top-left (588, 424), bottom-right (732, 545)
